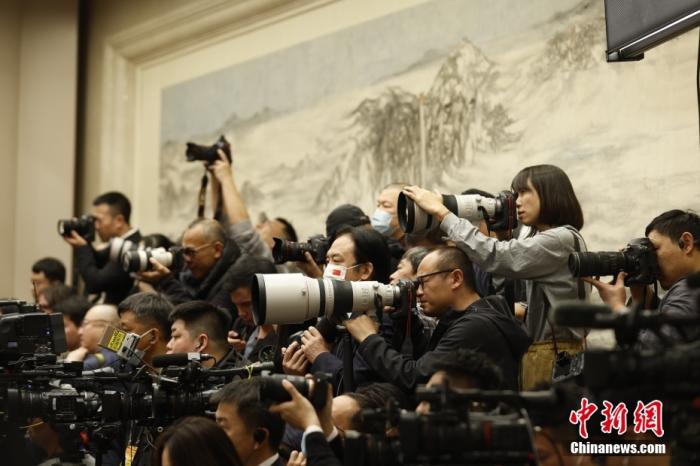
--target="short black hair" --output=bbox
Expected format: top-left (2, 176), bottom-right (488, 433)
top-left (222, 255), bottom-right (277, 294)
top-left (344, 383), bottom-right (410, 430)
top-left (169, 301), bottom-right (231, 346)
top-left (40, 283), bottom-right (76, 310)
top-left (431, 348), bottom-right (503, 389)
top-left (511, 165), bottom-right (583, 231)
top-left (274, 217), bottom-right (298, 243)
top-left (428, 246), bottom-right (476, 291)
top-left (335, 226), bottom-right (392, 283)
top-left (153, 416), bottom-right (241, 466)
top-left (645, 209), bottom-right (700, 245)
top-left (400, 246), bottom-right (430, 274)
top-left (211, 378), bottom-right (285, 450)
top-left (54, 294), bottom-right (91, 327)
top-left (325, 204), bottom-right (371, 240)
top-left (118, 292), bottom-right (173, 340)
top-left (93, 191), bottom-right (132, 224)
top-left (32, 257), bottom-right (66, 283)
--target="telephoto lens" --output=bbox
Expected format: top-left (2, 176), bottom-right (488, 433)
top-left (251, 273), bottom-right (415, 325)
top-left (122, 247), bottom-right (184, 273)
top-left (108, 237), bottom-right (137, 263)
top-left (568, 237), bottom-right (659, 285)
top-left (271, 235), bottom-right (329, 264)
top-left (398, 192), bottom-right (516, 234)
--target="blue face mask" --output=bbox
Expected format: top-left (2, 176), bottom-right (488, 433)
top-left (371, 209), bottom-right (395, 236)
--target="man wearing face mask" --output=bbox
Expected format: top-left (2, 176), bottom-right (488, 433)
top-left (282, 226), bottom-right (393, 392)
top-left (371, 183), bottom-right (408, 267)
top-left (117, 292), bottom-right (172, 367)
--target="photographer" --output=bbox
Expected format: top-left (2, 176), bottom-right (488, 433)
top-left (269, 379), bottom-right (342, 466)
top-left (221, 255), bottom-right (279, 362)
top-left (142, 218), bottom-right (242, 314)
top-left (54, 294), bottom-right (90, 352)
top-left (208, 149), bottom-right (297, 263)
top-left (371, 183), bottom-right (409, 263)
top-left (213, 378), bottom-right (287, 466)
top-left (63, 191), bottom-right (141, 304)
top-left (284, 226), bottom-right (392, 390)
top-left (167, 300), bottom-right (235, 368)
top-left (345, 246), bottom-right (531, 391)
top-left (403, 164), bottom-right (589, 389)
top-left (118, 292), bottom-right (172, 367)
top-left (586, 209), bottom-right (700, 348)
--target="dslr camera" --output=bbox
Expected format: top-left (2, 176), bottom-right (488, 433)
top-left (122, 246), bottom-right (185, 273)
top-left (185, 135), bottom-right (232, 164)
top-left (568, 237), bottom-right (659, 285)
top-left (57, 214), bottom-right (95, 239)
top-left (398, 191), bottom-right (518, 234)
top-left (258, 373), bottom-right (331, 410)
top-left (272, 234), bottom-right (330, 264)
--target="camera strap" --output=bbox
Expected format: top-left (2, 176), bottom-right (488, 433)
top-left (197, 171), bottom-right (208, 218)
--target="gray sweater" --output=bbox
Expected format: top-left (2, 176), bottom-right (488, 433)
top-left (441, 213), bottom-right (590, 341)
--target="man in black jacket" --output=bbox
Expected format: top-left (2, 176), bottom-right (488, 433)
top-left (345, 246), bottom-right (531, 391)
top-left (142, 218), bottom-right (241, 315)
top-left (63, 191), bottom-right (141, 304)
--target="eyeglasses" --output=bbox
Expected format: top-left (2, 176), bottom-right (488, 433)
top-left (414, 269), bottom-right (453, 288)
top-left (182, 242), bottom-right (215, 258)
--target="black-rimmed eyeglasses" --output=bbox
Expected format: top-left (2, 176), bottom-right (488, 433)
top-left (414, 269), bottom-right (453, 288)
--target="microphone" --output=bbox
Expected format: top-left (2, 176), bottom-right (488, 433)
top-left (152, 353), bottom-right (215, 368)
top-left (82, 366), bottom-right (116, 376)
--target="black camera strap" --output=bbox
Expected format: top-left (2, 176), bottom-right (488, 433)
top-left (197, 170), bottom-right (225, 220)
top-left (197, 171), bottom-right (208, 218)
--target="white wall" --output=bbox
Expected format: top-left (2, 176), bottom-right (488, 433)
top-left (1, 0), bottom-right (78, 300)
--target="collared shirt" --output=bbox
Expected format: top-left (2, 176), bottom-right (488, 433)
top-left (257, 453), bottom-right (280, 466)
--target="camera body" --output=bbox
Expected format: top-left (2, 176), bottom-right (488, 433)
top-left (568, 237), bottom-right (659, 285)
top-left (185, 135), bottom-right (232, 164)
top-left (57, 214), bottom-right (95, 239)
top-left (258, 373), bottom-right (331, 410)
top-left (398, 191), bottom-right (518, 234)
top-left (0, 312), bottom-right (67, 361)
top-left (121, 246), bottom-right (184, 273)
top-left (272, 235), bottom-right (329, 264)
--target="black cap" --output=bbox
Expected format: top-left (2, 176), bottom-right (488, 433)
top-left (325, 204), bottom-right (370, 240)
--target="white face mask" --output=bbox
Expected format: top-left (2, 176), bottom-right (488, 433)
top-left (323, 263), bottom-right (362, 280)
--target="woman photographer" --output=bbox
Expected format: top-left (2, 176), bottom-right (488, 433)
top-left (403, 164), bottom-right (589, 389)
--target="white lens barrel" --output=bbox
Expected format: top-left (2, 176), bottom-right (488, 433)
top-left (454, 195), bottom-right (499, 222)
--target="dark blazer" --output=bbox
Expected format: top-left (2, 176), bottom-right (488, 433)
top-left (357, 295), bottom-right (532, 391)
top-left (74, 229), bottom-right (142, 304)
top-left (304, 432), bottom-right (342, 466)
top-left (156, 242), bottom-right (242, 315)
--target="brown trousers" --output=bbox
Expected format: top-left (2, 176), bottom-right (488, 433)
top-left (520, 339), bottom-right (584, 390)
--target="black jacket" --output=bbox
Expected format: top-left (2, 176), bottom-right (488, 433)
top-left (156, 242), bottom-right (242, 315)
top-left (304, 432), bottom-right (342, 466)
top-left (357, 295), bottom-right (532, 390)
top-left (74, 229), bottom-right (142, 304)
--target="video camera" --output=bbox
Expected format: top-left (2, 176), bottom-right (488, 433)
top-left (251, 274), bottom-right (416, 325)
top-left (345, 382), bottom-right (547, 466)
top-left (568, 237), bottom-right (659, 285)
top-left (397, 191), bottom-right (518, 234)
top-left (272, 234), bottom-right (330, 264)
top-left (0, 308), bottom-right (67, 361)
